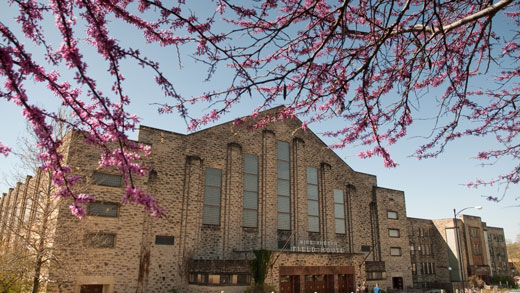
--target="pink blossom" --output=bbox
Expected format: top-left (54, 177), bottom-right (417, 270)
top-left (0, 142), bottom-right (11, 156)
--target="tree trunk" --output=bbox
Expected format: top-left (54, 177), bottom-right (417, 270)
top-left (32, 180), bottom-right (52, 293)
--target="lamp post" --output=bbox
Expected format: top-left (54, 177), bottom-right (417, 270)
top-left (453, 206), bottom-right (482, 293)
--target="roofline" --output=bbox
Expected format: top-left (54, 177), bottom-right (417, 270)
top-left (374, 186), bottom-right (404, 193)
top-left (407, 217), bottom-right (435, 222)
top-left (138, 125), bottom-right (186, 136)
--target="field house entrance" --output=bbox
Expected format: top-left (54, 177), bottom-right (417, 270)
top-left (279, 266), bottom-right (355, 293)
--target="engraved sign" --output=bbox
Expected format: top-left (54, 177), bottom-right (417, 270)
top-left (290, 240), bottom-right (345, 253)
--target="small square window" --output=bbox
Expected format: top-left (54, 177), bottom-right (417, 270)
top-left (389, 229), bottom-right (400, 238)
top-left (390, 247), bottom-right (402, 256)
top-left (155, 235), bottom-right (174, 245)
top-left (387, 211), bottom-right (398, 219)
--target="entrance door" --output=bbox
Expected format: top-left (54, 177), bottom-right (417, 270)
top-left (338, 274), bottom-right (354, 293)
top-left (392, 277), bottom-right (403, 290)
top-left (305, 275), bottom-right (330, 293)
top-left (80, 285), bottom-right (103, 293)
top-left (280, 275), bottom-right (300, 293)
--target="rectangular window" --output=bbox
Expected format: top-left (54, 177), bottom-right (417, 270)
top-left (334, 189), bottom-right (346, 234)
top-left (388, 229), bottom-right (400, 238)
top-left (366, 272), bottom-right (386, 280)
top-left (243, 154), bottom-right (258, 228)
top-left (87, 202), bottom-right (119, 217)
top-left (361, 245), bottom-right (371, 252)
top-left (203, 168), bottom-right (221, 225)
top-left (412, 263), bottom-right (417, 275)
top-left (307, 167), bottom-right (319, 232)
top-left (155, 235), bottom-right (174, 245)
top-left (420, 263), bottom-right (424, 275)
top-left (390, 247), bottom-right (402, 256)
top-left (470, 227), bottom-right (480, 238)
top-left (410, 243), bottom-right (415, 255)
top-left (472, 243), bottom-right (482, 256)
top-left (387, 211), bottom-right (398, 219)
top-left (208, 274), bottom-right (220, 285)
top-left (277, 141), bottom-right (290, 230)
top-left (92, 172), bottom-right (122, 187)
top-left (85, 232), bottom-right (116, 248)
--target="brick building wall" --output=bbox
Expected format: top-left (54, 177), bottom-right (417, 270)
top-left (486, 226), bottom-right (509, 276)
top-left (408, 218), bottom-right (451, 289)
top-left (11, 107), bottom-right (517, 293)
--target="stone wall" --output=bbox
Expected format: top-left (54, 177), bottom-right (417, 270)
top-left (1, 108), bottom-right (416, 293)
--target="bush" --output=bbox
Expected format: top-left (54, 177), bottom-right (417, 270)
top-left (468, 276), bottom-right (485, 289)
top-left (490, 275), bottom-right (518, 288)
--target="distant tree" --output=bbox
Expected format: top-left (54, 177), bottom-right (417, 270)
top-left (0, 244), bottom-right (32, 293)
top-left (0, 113), bottom-right (97, 292)
top-left (1, 0), bottom-right (520, 216)
top-left (508, 237), bottom-right (520, 273)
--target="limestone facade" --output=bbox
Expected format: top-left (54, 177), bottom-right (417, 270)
top-left (0, 108), bottom-right (506, 293)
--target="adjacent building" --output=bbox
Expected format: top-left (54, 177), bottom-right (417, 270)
top-left (0, 107), bottom-right (510, 293)
top-left (407, 215), bottom-right (510, 292)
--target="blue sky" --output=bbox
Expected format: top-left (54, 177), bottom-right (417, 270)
top-left (0, 1), bottom-right (518, 242)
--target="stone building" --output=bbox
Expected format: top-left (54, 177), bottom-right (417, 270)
top-left (406, 214), bottom-right (510, 291)
top-left (486, 226), bottom-right (509, 277)
top-left (407, 218), bottom-right (451, 290)
top-left (0, 107), bottom-right (413, 293)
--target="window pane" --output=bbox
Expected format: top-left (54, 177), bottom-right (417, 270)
top-left (244, 154), bottom-right (258, 174)
top-left (205, 168), bottom-right (222, 186)
top-left (334, 189), bottom-right (344, 203)
top-left (93, 172), bottom-right (122, 187)
top-left (335, 219), bottom-right (346, 234)
top-left (277, 141), bottom-right (290, 160)
top-left (88, 202), bottom-right (119, 217)
top-left (387, 211), bottom-right (398, 219)
top-left (389, 229), bottom-right (400, 237)
top-left (278, 180), bottom-right (290, 196)
top-left (244, 174), bottom-right (258, 192)
top-left (155, 235), bottom-right (174, 245)
top-left (243, 192), bottom-right (258, 209)
top-left (208, 274), bottom-right (220, 285)
top-left (334, 203), bottom-right (345, 219)
top-left (204, 186), bottom-right (221, 205)
top-left (390, 247), bottom-right (402, 256)
top-left (277, 161), bottom-right (290, 179)
top-left (307, 200), bottom-right (319, 216)
top-left (306, 167), bottom-right (318, 184)
top-left (278, 196), bottom-right (290, 213)
top-left (307, 185), bottom-right (318, 200)
top-left (278, 213), bottom-right (290, 230)
top-left (203, 205), bottom-right (220, 225)
top-left (308, 216), bottom-right (319, 232)
top-left (243, 209), bottom-right (257, 228)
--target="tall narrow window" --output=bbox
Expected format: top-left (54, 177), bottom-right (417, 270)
top-left (277, 141), bottom-right (290, 230)
top-left (243, 154), bottom-right (258, 228)
top-left (203, 168), bottom-right (221, 225)
top-left (334, 189), bottom-right (345, 234)
top-left (307, 167), bottom-right (319, 232)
